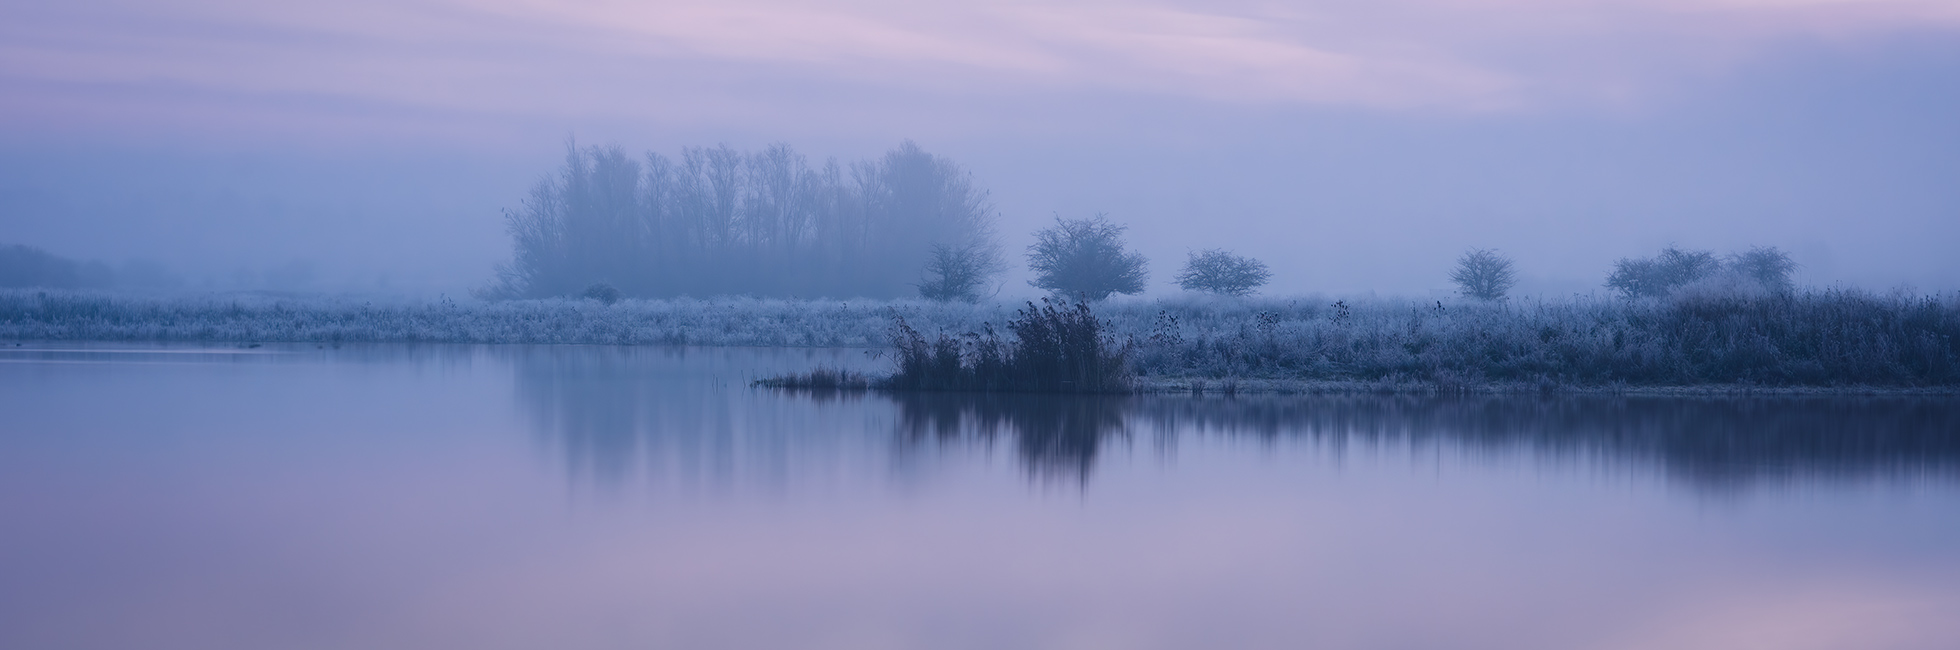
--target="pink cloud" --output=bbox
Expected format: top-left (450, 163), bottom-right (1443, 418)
top-left (1, 0), bottom-right (1955, 134)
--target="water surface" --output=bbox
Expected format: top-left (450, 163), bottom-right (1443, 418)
top-left (3, 343), bottom-right (1958, 650)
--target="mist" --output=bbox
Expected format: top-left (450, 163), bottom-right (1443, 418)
top-left (7, 5), bottom-right (1960, 646)
top-left (2, 3), bottom-right (1957, 298)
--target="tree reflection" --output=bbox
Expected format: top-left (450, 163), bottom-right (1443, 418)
top-left (509, 345), bottom-right (860, 490)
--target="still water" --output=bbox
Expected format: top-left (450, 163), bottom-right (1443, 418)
top-left (3, 343), bottom-right (1958, 650)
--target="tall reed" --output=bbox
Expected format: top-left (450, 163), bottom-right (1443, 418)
top-left (883, 299), bottom-right (1132, 393)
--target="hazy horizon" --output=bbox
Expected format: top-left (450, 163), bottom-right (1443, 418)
top-left (3, 0), bottom-right (1957, 299)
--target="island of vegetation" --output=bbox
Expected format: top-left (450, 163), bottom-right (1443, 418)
top-left (4, 140), bottom-right (1956, 394)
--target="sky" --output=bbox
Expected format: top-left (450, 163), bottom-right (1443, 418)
top-left (2, 0), bottom-right (1957, 297)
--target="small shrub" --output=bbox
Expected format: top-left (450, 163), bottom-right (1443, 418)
top-left (917, 242), bottom-right (1005, 303)
top-left (581, 282), bottom-right (622, 305)
top-left (1175, 249), bottom-right (1271, 297)
top-left (1450, 248), bottom-right (1517, 301)
top-left (1026, 215), bottom-right (1148, 301)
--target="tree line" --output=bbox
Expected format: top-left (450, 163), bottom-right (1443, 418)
top-left (484, 140), bottom-right (1804, 303)
top-left (482, 140), bottom-right (1001, 300)
top-left (481, 141), bottom-right (1268, 303)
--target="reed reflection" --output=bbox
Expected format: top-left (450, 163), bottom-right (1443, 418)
top-left (508, 347), bottom-right (1960, 489)
top-left (888, 392), bottom-right (1130, 482)
top-left (872, 393), bottom-right (1960, 487)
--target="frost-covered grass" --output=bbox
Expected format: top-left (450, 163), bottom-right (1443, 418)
top-left (0, 290), bottom-right (1008, 347)
top-left (1122, 291), bottom-right (1960, 389)
top-left (5, 288), bottom-right (1958, 388)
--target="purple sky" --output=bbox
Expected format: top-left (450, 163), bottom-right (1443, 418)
top-left (2, 0), bottom-right (1957, 295)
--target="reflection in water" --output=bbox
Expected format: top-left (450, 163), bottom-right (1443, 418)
top-left (889, 392), bottom-right (1130, 481)
top-left (509, 345), bottom-right (880, 489)
top-left (12, 343), bottom-right (1960, 650)
top-left (881, 393), bottom-right (1960, 488)
top-left (1132, 396), bottom-right (1960, 489)
top-left (508, 347), bottom-right (1960, 490)
top-left (513, 345), bottom-right (703, 484)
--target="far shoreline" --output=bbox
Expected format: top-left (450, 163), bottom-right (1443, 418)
top-left (7, 338), bottom-right (1957, 396)
top-left (9, 289), bottom-right (1959, 394)
top-left (1128, 377), bottom-right (1960, 397)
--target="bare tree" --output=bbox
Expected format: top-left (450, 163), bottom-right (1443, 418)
top-left (1450, 248), bottom-right (1518, 301)
top-left (916, 241), bottom-right (1005, 302)
top-left (1174, 249), bottom-right (1270, 297)
top-left (1026, 215), bottom-right (1148, 301)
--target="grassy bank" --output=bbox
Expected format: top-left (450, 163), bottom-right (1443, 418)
top-left (6, 288), bottom-right (1958, 390)
top-left (0, 289), bottom-right (1003, 347)
top-left (1127, 290), bottom-right (1960, 390)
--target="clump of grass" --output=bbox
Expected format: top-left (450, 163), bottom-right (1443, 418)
top-left (752, 366), bottom-right (871, 390)
top-left (881, 298), bottom-right (1133, 393)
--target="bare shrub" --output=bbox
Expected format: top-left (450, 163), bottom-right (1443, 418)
top-left (916, 241), bottom-right (1004, 302)
top-left (1026, 215), bottom-right (1148, 301)
top-left (1174, 249), bottom-right (1271, 297)
top-left (1449, 248), bottom-right (1517, 301)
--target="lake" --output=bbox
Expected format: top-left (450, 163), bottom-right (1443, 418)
top-left (3, 343), bottom-right (1958, 650)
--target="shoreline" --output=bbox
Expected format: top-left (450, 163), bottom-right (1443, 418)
top-left (7, 338), bottom-right (1957, 396)
top-left (1129, 377), bottom-right (1960, 397)
top-left (9, 289), bottom-right (1959, 393)
top-left (7, 339), bottom-right (1958, 396)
